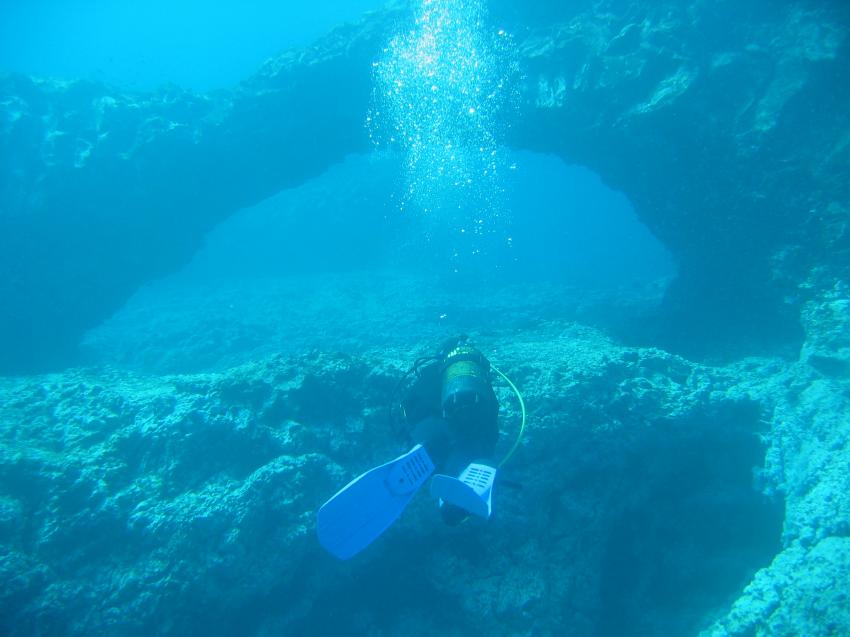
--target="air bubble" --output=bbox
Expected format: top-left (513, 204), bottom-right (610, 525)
top-left (367, 0), bottom-right (519, 237)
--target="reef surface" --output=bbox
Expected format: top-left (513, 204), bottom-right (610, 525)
top-left (1, 1), bottom-right (849, 634)
top-left (1, 274), bottom-right (849, 636)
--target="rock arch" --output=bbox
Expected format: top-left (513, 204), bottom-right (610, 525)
top-left (1, 1), bottom-right (847, 373)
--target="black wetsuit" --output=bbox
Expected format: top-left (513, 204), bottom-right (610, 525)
top-left (401, 351), bottom-right (499, 522)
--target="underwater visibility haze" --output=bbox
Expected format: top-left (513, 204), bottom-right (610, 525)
top-left (1, 0), bottom-right (849, 635)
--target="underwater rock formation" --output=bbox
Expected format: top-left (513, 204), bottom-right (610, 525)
top-left (1, 1), bottom-right (848, 372)
top-left (0, 12), bottom-right (397, 374)
top-left (2, 263), bottom-right (849, 635)
top-left (4, 314), bottom-right (849, 635)
top-left (0, 327), bottom-right (788, 637)
top-left (499, 0), bottom-right (850, 357)
top-left (2, 0), bottom-right (849, 633)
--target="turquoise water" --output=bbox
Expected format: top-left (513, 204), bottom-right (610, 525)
top-left (1, 1), bottom-right (848, 636)
top-left (0, 1), bottom-right (387, 91)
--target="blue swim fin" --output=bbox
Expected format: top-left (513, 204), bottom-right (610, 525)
top-left (316, 444), bottom-right (434, 560)
top-left (430, 463), bottom-right (496, 520)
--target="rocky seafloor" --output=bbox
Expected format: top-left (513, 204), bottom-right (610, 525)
top-left (1, 274), bottom-right (848, 637)
top-left (1, 1), bottom-right (848, 633)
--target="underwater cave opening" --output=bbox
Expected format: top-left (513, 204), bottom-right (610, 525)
top-left (81, 149), bottom-right (679, 373)
top-left (178, 149), bottom-right (677, 291)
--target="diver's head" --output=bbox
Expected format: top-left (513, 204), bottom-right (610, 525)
top-left (438, 334), bottom-right (469, 358)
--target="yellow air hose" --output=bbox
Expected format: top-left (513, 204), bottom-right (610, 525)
top-left (491, 364), bottom-right (527, 468)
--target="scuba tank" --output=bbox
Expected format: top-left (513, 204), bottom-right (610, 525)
top-left (437, 340), bottom-right (500, 484)
top-left (391, 335), bottom-right (525, 473)
top-left (440, 343), bottom-right (495, 420)
top-left (439, 341), bottom-right (500, 456)
top-left (391, 336), bottom-right (499, 451)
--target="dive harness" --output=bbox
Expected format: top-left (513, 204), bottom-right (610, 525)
top-left (390, 337), bottom-right (526, 468)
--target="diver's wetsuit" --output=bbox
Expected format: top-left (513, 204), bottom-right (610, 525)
top-left (400, 342), bottom-right (499, 523)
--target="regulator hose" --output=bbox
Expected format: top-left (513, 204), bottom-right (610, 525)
top-left (492, 364), bottom-right (527, 468)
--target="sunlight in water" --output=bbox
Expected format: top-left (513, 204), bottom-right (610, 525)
top-left (368, 0), bottom-right (517, 237)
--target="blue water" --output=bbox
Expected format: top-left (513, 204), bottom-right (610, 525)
top-left (3, 0), bottom-right (840, 635)
top-left (0, 0), bottom-right (387, 91)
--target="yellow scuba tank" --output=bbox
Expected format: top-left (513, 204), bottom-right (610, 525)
top-left (440, 344), bottom-right (494, 419)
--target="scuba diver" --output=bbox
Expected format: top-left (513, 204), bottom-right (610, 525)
top-left (317, 335), bottom-right (526, 560)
